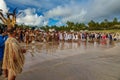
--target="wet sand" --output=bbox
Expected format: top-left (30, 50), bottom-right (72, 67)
top-left (1, 41), bottom-right (120, 80)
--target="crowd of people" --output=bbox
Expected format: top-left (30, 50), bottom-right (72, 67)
top-left (8, 27), bottom-right (120, 44)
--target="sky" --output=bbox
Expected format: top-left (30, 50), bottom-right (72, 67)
top-left (0, 0), bottom-right (120, 26)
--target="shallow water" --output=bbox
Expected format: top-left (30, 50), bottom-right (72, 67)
top-left (24, 40), bottom-right (114, 55)
top-left (22, 40), bottom-right (116, 72)
top-left (14, 40), bottom-right (120, 80)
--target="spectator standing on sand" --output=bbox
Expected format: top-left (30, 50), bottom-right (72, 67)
top-left (0, 29), bottom-right (7, 76)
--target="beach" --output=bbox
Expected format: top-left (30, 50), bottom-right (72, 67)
top-left (0, 41), bottom-right (120, 80)
top-left (18, 41), bottom-right (120, 80)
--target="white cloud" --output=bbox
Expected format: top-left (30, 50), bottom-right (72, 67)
top-left (45, 5), bottom-right (73, 18)
top-left (45, 0), bottom-right (120, 25)
top-left (43, 21), bottom-right (49, 26)
top-left (17, 8), bottom-right (45, 26)
top-left (44, 2), bottom-right (87, 24)
top-left (55, 21), bottom-right (65, 26)
top-left (0, 0), bottom-right (9, 23)
top-left (0, 0), bottom-right (8, 13)
top-left (86, 0), bottom-right (120, 20)
top-left (62, 9), bottom-right (87, 23)
top-left (0, 0), bottom-right (46, 26)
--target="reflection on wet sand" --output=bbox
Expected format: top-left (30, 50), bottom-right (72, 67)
top-left (21, 40), bottom-right (116, 73)
top-left (25, 40), bottom-right (114, 55)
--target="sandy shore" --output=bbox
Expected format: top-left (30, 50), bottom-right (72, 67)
top-left (1, 42), bottom-right (120, 80)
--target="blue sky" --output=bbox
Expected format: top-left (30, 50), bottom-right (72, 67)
top-left (1, 0), bottom-right (120, 26)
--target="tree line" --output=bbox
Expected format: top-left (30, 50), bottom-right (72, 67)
top-left (40, 17), bottom-right (120, 31)
top-left (1, 17), bottom-right (120, 31)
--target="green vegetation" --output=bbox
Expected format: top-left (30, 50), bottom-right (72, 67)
top-left (1, 17), bottom-right (120, 32)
